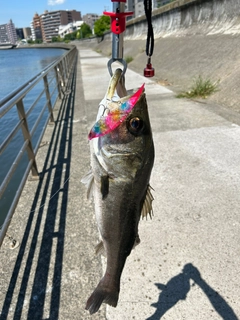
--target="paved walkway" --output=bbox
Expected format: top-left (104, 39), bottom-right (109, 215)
top-left (0, 43), bottom-right (240, 319)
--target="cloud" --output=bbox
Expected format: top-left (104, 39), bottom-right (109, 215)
top-left (48, 0), bottom-right (66, 5)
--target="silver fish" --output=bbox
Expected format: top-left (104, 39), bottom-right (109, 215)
top-left (82, 68), bottom-right (154, 314)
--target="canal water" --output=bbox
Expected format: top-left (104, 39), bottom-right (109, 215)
top-left (0, 47), bottom-right (67, 228)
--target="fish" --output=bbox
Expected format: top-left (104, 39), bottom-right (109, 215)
top-left (82, 68), bottom-right (154, 315)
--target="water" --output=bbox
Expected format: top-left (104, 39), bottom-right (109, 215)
top-left (0, 48), bottom-right (66, 100)
top-left (0, 48), bottom-right (67, 228)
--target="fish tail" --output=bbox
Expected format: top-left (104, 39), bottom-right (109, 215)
top-left (85, 280), bottom-right (119, 314)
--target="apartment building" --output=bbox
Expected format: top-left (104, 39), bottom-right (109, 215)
top-left (23, 27), bottom-right (32, 40)
top-left (126, 0), bottom-right (160, 19)
top-left (58, 21), bottom-right (83, 38)
top-left (0, 19), bottom-right (18, 44)
top-left (31, 13), bottom-right (42, 41)
top-left (82, 13), bottom-right (99, 29)
top-left (16, 28), bottom-right (24, 40)
top-left (40, 10), bottom-right (81, 42)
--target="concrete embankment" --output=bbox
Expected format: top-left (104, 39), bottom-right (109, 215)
top-left (84, 0), bottom-right (240, 112)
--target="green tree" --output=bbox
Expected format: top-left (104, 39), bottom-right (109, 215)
top-left (94, 16), bottom-right (110, 37)
top-left (64, 32), bottom-right (76, 41)
top-left (62, 23), bottom-right (92, 42)
top-left (80, 23), bottom-right (92, 38)
top-left (35, 39), bottom-right (43, 44)
top-left (52, 36), bottom-right (59, 42)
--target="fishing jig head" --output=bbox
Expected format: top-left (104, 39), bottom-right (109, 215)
top-left (88, 68), bottom-right (144, 140)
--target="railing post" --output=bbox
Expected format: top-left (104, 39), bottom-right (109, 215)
top-left (16, 99), bottom-right (39, 178)
top-left (62, 57), bottom-right (68, 80)
top-left (59, 61), bottom-right (65, 88)
top-left (54, 65), bottom-right (62, 100)
top-left (43, 75), bottom-right (55, 124)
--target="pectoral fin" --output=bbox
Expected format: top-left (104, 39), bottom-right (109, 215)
top-left (141, 185), bottom-right (154, 219)
top-left (95, 241), bottom-right (105, 256)
top-left (81, 170), bottom-right (94, 200)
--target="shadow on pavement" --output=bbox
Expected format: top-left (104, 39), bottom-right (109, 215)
top-left (146, 263), bottom-right (238, 320)
top-left (0, 60), bottom-right (77, 320)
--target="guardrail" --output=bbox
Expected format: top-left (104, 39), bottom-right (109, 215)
top-left (0, 45), bottom-right (78, 247)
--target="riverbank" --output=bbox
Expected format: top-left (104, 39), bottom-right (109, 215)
top-left (16, 43), bottom-right (74, 50)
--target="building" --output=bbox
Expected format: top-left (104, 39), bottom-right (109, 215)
top-left (23, 27), bottom-right (32, 40)
top-left (58, 21), bottom-right (83, 38)
top-left (0, 19), bottom-right (18, 44)
top-left (0, 24), bottom-right (9, 43)
top-left (135, 0), bottom-right (145, 17)
top-left (31, 13), bottom-right (42, 41)
top-left (16, 28), bottom-right (24, 40)
top-left (126, 0), bottom-right (160, 19)
top-left (40, 10), bottom-right (81, 42)
top-left (82, 13), bottom-right (99, 29)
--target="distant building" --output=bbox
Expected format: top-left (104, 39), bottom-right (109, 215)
top-left (135, 0), bottom-right (145, 17)
top-left (31, 13), bottom-right (42, 41)
top-left (126, 0), bottom-right (161, 19)
top-left (0, 19), bottom-right (18, 44)
top-left (58, 21), bottom-right (83, 38)
top-left (23, 27), bottom-right (32, 40)
top-left (16, 28), bottom-right (24, 40)
top-left (0, 24), bottom-right (9, 43)
top-left (40, 10), bottom-right (81, 42)
top-left (82, 13), bottom-right (99, 29)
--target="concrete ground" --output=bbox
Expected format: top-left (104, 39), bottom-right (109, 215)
top-left (0, 43), bottom-right (240, 319)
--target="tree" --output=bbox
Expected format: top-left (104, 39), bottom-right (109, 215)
top-left (62, 24), bottom-right (92, 42)
top-left (52, 36), bottom-right (59, 42)
top-left (64, 32), bottom-right (76, 41)
top-left (80, 23), bottom-right (92, 38)
top-left (94, 16), bottom-right (110, 37)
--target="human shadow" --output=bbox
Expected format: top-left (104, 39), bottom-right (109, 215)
top-left (146, 263), bottom-right (238, 320)
top-left (0, 55), bottom-right (77, 320)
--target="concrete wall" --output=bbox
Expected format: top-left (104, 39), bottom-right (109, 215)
top-left (124, 0), bottom-right (240, 39)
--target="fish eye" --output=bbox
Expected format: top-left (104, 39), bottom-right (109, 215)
top-left (128, 117), bottom-right (144, 135)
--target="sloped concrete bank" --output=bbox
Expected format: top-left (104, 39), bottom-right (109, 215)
top-left (126, 0), bottom-right (240, 38)
top-left (83, 0), bottom-right (240, 113)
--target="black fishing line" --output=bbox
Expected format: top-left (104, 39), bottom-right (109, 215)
top-left (144, 0), bottom-right (154, 57)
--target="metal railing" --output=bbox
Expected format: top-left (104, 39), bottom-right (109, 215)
top-left (0, 45), bottom-right (78, 246)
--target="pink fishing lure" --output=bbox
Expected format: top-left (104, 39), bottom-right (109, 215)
top-left (88, 84), bottom-right (144, 140)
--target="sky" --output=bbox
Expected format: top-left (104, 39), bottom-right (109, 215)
top-left (0, 0), bottom-right (111, 28)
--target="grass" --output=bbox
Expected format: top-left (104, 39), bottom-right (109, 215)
top-left (125, 56), bottom-right (134, 64)
top-left (177, 76), bottom-right (220, 99)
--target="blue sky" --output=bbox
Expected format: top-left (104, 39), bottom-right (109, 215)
top-left (0, 0), bottom-right (111, 28)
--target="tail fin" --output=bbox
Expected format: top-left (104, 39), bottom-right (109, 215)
top-left (85, 281), bottom-right (119, 315)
